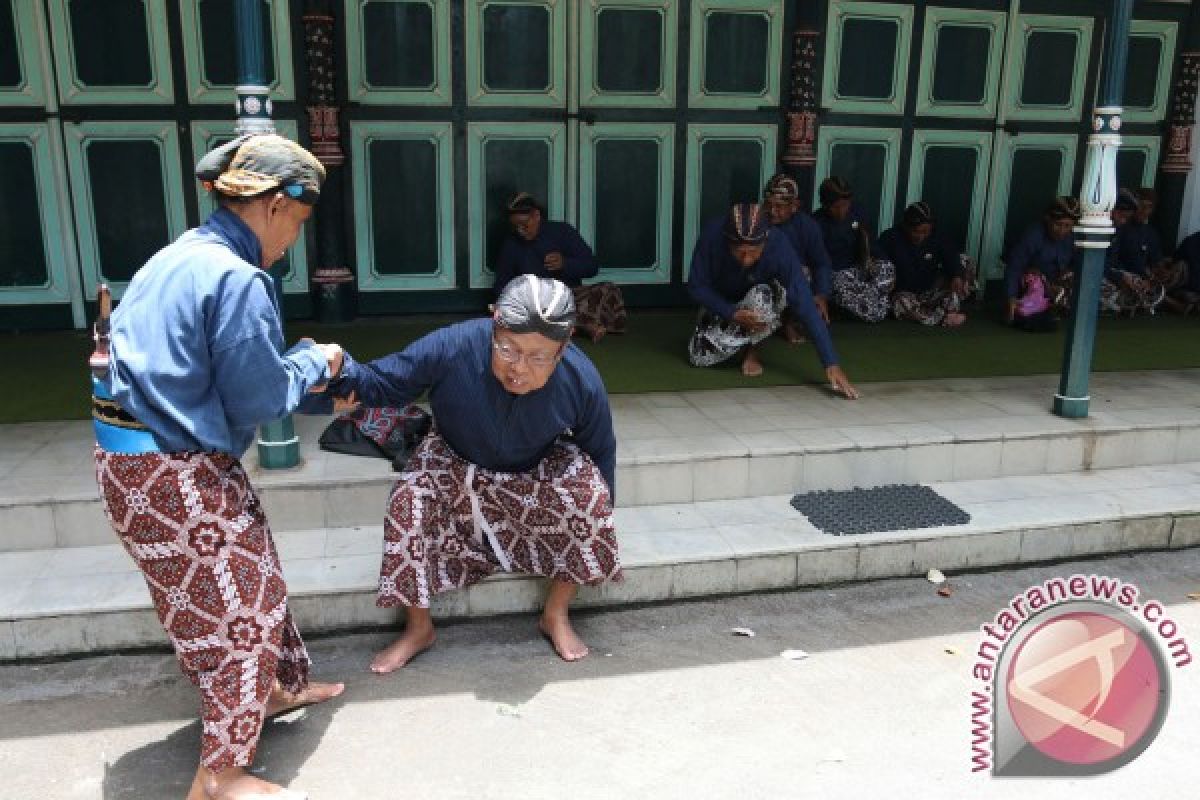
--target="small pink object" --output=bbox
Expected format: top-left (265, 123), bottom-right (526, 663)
top-left (1017, 272), bottom-right (1050, 317)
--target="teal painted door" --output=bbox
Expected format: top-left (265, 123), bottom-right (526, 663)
top-left (818, 1), bottom-right (1183, 286)
top-left (350, 0), bottom-right (786, 306)
top-left (1, 0), bottom-right (300, 327)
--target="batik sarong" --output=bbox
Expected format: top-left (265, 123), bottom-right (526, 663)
top-left (1100, 270), bottom-right (1171, 314)
top-left (377, 431), bottom-right (622, 608)
top-left (831, 259), bottom-right (896, 323)
top-left (572, 283), bottom-right (628, 336)
top-left (892, 255), bottom-right (978, 326)
top-left (94, 448), bottom-right (309, 771)
top-left (687, 282), bottom-right (786, 367)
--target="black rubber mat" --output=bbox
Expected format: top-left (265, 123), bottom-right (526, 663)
top-left (790, 484), bottom-right (970, 536)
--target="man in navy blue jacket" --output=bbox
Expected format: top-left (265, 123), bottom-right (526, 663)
top-left (687, 203), bottom-right (858, 397)
top-left (327, 276), bottom-right (622, 673)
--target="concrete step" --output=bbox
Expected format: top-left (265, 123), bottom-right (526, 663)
top-left (3, 373), bottom-right (1200, 551)
top-left (3, 462), bottom-right (1198, 660)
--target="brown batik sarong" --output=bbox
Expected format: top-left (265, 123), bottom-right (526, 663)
top-left (377, 431), bottom-right (622, 607)
top-left (892, 255), bottom-right (978, 326)
top-left (94, 448), bottom-right (309, 771)
top-left (572, 282), bottom-right (628, 336)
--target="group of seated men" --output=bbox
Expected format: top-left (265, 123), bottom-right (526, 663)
top-left (1003, 189), bottom-right (1200, 331)
top-left (490, 175), bottom-right (1200, 382)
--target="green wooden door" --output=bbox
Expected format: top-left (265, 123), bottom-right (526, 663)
top-left (818, 1), bottom-right (1182, 287)
top-left (347, 0), bottom-right (785, 305)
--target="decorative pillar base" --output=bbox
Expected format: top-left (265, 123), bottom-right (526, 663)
top-left (257, 417), bottom-right (300, 470)
top-left (235, 85), bottom-right (275, 135)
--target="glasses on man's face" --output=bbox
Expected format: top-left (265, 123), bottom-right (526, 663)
top-left (492, 338), bottom-right (559, 369)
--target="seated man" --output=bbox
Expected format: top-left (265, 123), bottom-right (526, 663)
top-left (1167, 229), bottom-right (1200, 314)
top-left (762, 173), bottom-right (834, 335)
top-left (686, 202), bottom-right (859, 398)
top-left (327, 276), bottom-right (622, 673)
top-left (1103, 188), bottom-right (1178, 315)
top-left (812, 177), bottom-right (895, 323)
top-left (495, 192), bottom-right (627, 342)
top-left (879, 201), bottom-right (974, 327)
top-left (1003, 196), bottom-right (1081, 322)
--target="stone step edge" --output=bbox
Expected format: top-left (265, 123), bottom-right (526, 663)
top-left (5, 418), bottom-right (1198, 508)
top-left (4, 512), bottom-right (1197, 660)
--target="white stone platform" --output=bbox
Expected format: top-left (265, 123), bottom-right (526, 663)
top-left (2, 462), bottom-right (1197, 660)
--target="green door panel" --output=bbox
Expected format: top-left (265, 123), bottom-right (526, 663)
top-left (64, 122), bottom-right (188, 301)
top-left (814, 125), bottom-right (902, 237)
top-left (915, 8), bottom-right (1006, 119)
top-left (821, 1), bottom-right (913, 115)
top-left (683, 123), bottom-right (778, 278)
top-left (346, 0), bottom-right (452, 105)
top-left (0, 123), bottom-right (78, 306)
top-left (0, 0), bottom-right (52, 108)
top-left (688, 0), bottom-right (784, 110)
top-left (467, 122), bottom-right (568, 289)
top-left (579, 0), bottom-right (677, 108)
top-left (351, 122), bottom-right (456, 291)
top-left (579, 123), bottom-right (674, 284)
top-left (1115, 135), bottom-right (1161, 191)
top-left (47, 0), bottom-right (174, 105)
top-left (1000, 14), bottom-right (1093, 122)
top-left (180, 0), bottom-right (295, 104)
top-left (906, 130), bottom-right (993, 261)
top-left (465, 0), bottom-right (566, 107)
top-left (980, 133), bottom-right (1077, 280)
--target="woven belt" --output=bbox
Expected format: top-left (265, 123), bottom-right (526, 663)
top-left (92, 377), bottom-right (162, 454)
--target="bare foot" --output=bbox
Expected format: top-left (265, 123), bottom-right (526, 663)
top-left (741, 348), bottom-right (764, 377)
top-left (370, 624), bottom-right (436, 674)
top-left (590, 324), bottom-right (607, 344)
top-left (202, 768), bottom-right (306, 799)
top-left (943, 312), bottom-right (967, 328)
top-left (539, 615), bottom-right (589, 662)
top-left (265, 680), bottom-right (344, 718)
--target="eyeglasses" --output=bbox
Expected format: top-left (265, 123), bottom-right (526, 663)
top-left (492, 338), bottom-right (559, 368)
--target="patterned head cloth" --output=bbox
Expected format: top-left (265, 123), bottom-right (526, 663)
top-left (495, 274), bottom-right (576, 342)
top-left (1046, 196), bottom-right (1082, 222)
top-left (195, 133), bottom-right (325, 204)
top-left (818, 176), bottom-right (853, 207)
top-left (505, 191), bottom-right (541, 215)
top-left (1113, 188), bottom-right (1140, 213)
top-left (902, 201), bottom-right (935, 229)
top-left (723, 203), bottom-right (770, 244)
top-left (763, 173), bottom-right (801, 202)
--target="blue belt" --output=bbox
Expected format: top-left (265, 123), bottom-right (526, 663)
top-left (92, 376), bottom-right (163, 454)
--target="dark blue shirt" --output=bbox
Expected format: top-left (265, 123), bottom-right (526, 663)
top-left (1175, 232), bottom-right (1200, 292)
top-left (330, 318), bottom-right (617, 498)
top-left (494, 220), bottom-right (597, 293)
top-left (1004, 223), bottom-right (1078, 299)
top-left (878, 227), bottom-right (962, 294)
top-left (686, 218), bottom-right (839, 367)
top-left (812, 204), bottom-right (884, 271)
top-left (1106, 220), bottom-right (1163, 280)
top-left (104, 208), bottom-right (328, 456)
top-left (774, 212), bottom-right (833, 297)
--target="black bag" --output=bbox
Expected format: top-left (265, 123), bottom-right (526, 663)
top-left (318, 405), bottom-right (432, 471)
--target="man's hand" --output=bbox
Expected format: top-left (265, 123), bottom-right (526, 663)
top-left (950, 276), bottom-right (966, 298)
top-left (332, 391), bottom-right (360, 415)
top-left (307, 342), bottom-right (344, 392)
top-left (1121, 272), bottom-right (1137, 289)
top-left (814, 295), bottom-right (830, 323)
top-left (544, 252), bottom-right (564, 271)
top-left (732, 308), bottom-right (768, 334)
top-left (826, 365), bottom-right (860, 400)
